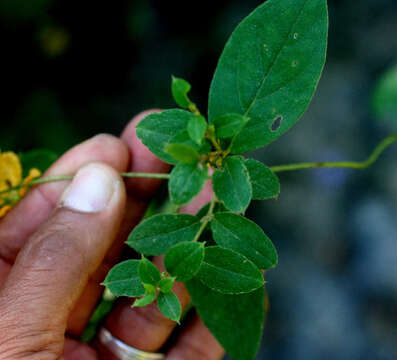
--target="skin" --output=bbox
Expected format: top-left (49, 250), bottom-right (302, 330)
top-left (0, 111), bottom-right (225, 360)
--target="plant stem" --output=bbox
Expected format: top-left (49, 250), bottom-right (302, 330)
top-left (193, 195), bottom-right (216, 242)
top-left (270, 134), bottom-right (397, 173)
top-left (0, 172), bottom-right (170, 195)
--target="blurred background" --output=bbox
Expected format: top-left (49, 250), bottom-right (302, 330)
top-left (1, 0), bottom-right (397, 359)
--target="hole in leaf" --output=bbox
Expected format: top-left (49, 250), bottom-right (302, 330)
top-left (292, 60), bottom-right (298, 67)
top-left (293, 33), bottom-right (298, 39)
top-left (270, 115), bottom-right (283, 132)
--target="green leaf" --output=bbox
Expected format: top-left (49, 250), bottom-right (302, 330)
top-left (196, 246), bottom-right (264, 294)
top-left (244, 159), bottom-right (280, 200)
top-left (164, 242), bottom-right (205, 282)
top-left (157, 291), bottom-right (182, 323)
top-left (187, 115), bottom-right (207, 145)
top-left (164, 143), bottom-right (200, 165)
top-left (158, 277), bottom-right (175, 293)
top-left (127, 214), bottom-right (202, 255)
top-left (138, 257), bottom-right (161, 285)
top-left (196, 202), bottom-right (229, 219)
top-left (186, 278), bottom-right (264, 360)
top-left (169, 131), bottom-right (212, 154)
top-left (143, 283), bottom-right (157, 294)
top-left (169, 163), bottom-right (208, 206)
top-left (136, 109), bottom-right (195, 164)
top-left (133, 292), bottom-right (157, 307)
top-left (208, 0), bottom-right (328, 153)
top-left (211, 213), bottom-right (278, 270)
top-left (372, 64), bottom-right (397, 129)
top-left (213, 113), bottom-right (248, 139)
top-left (213, 156), bottom-right (252, 213)
top-left (103, 260), bottom-right (145, 297)
top-left (172, 76), bottom-right (192, 109)
top-left (20, 149), bottom-right (58, 176)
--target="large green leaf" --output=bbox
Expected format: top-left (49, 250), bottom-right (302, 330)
top-left (169, 163), bottom-right (208, 206)
top-left (186, 278), bottom-right (264, 360)
top-left (213, 156), bottom-right (252, 213)
top-left (127, 214), bottom-right (202, 255)
top-left (196, 246), bottom-right (264, 294)
top-left (136, 109), bottom-right (195, 164)
top-left (208, 0), bottom-right (328, 153)
top-left (103, 260), bottom-right (145, 297)
top-left (211, 212), bottom-right (278, 270)
top-left (245, 159), bottom-right (280, 200)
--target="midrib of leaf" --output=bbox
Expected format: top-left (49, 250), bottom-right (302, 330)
top-left (202, 262), bottom-right (261, 283)
top-left (226, 164), bottom-right (244, 209)
top-left (164, 295), bottom-right (178, 319)
top-left (213, 219), bottom-right (261, 258)
top-left (137, 221), bottom-right (200, 241)
top-left (243, 0), bottom-right (309, 117)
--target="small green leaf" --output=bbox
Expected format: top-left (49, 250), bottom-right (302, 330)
top-left (372, 64), bottom-right (397, 129)
top-left (186, 278), bottom-right (264, 360)
top-left (157, 291), bottom-right (182, 323)
top-left (244, 159), bottom-right (280, 200)
top-left (20, 149), bottom-right (58, 176)
top-left (208, 0), bottom-right (328, 153)
top-left (169, 163), bottom-right (208, 206)
top-left (211, 213), bottom-right (278, 270)
top-left (196, 246), bottom-right (264, 294)
top-left (134, 292), bottom-right (157, 307)
top-left (164, 242), bottom-right (205, 282)
top-left (172, 76), bottom-right (192, 109)
top-left (164, 143), bottom-right (200, 165)
top-left (136, 109), bottom-right (195, 164)
top-left (103, 260), bottom-right (145, 297)
top-left (158, 277), bottom-right (175, 293)
top-left (169, 131), bottom-right (212, 154)
top-left (214, 113), bottom-right (247, 139)
top-left (127, 214), bottom-right (202, 255)
top-left (138, 257), bottom-right (161, 285)
top-left (143, 283), bottom-right (157, 294)
top-left (213, 156), bottom-right (252, 213)
top-left (187, 115), bottom-right (207, 145)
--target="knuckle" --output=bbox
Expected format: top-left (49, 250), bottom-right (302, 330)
top-left (134, 302), bottom-right (174, 330)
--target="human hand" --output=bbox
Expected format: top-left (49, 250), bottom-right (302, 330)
top-left (0, 111), bottom-right (225, 360)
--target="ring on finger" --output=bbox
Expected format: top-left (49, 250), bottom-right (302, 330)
top-left (97, 327), bottom-right (165, 360)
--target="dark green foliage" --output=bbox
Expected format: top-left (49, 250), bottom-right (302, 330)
top-left (213, 156), bottom-right (252, 213)
top-left (245, 159), bottom-right (280, 200)
top-left (138, 257), bottom-right (161, 285)
top-left (164, 242), bottom-right (205, 282)
top-left (186, 278), bottom-right (265, 360)
top-left (127, 214), bottom-right (202, 255)
top-left (157, 291), bottom-right (182, 323)
top-left (208, 0), bottom-right (328, 153)
top-left (103, 260), bottom-right (145, 297)
top-left (211, 212), bottom-right (278, 269)
top-left (20, 149), bottom-right (58, 176)
top-left (169, 163), bottom-right (208, 205)
top-left (196, 246), bottom-right (264, 294)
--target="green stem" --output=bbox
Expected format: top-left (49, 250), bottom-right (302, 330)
top-left (270, 134), bottom-right (397, 173)
top-left (0, 172), bottom-right (170, 196)
top-left (193, 195), bottom-right (216, 242)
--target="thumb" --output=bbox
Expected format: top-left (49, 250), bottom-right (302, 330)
top-left (0, 163), bottom-right (126, 359)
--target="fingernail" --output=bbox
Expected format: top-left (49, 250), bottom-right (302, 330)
top-left (60, 163), bottom-right (116, 213)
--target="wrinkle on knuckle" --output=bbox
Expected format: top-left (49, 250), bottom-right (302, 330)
top-left (176, 337), bottom-right (214, 360)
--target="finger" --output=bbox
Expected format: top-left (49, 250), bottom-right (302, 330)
top-left (166, 314), bottom-right (225, 360)
top-left (63, 338), bottom-right (98, 360)
top-left (105, 179), bottom-right (213, 352)
top-left (0, 134), bottom-right (129, 265)
top-left (67, 110), bottom-right (171, 335)
top-left (0, 163), bottom-right (126, 359)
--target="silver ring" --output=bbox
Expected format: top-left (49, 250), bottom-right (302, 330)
top-left (98, 327), bottom-right (165, 360)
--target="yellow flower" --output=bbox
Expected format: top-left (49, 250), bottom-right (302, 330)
top-left (0, 151), bottom-right (41, 219)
